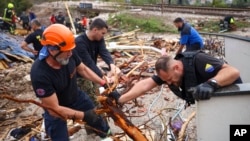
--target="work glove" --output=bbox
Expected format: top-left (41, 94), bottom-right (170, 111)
top-left (108, 90), bottom-right (121, 104)
top-left (83, 109), bottom-right (99, 124)
top-left (189, 81), bottom-right (217, 101)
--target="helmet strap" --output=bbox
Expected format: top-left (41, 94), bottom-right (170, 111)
top-left (47, 46), bottom-right (62, 61)
top-left (52, 51), bottom-right (62, 61)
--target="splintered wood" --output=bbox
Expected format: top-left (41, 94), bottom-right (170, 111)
top-left (96, 96), bottom-right (148, 141)
top-left (153, 39), bottom-right (180, 53)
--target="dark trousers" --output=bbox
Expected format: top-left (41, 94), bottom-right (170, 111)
top-left (3, 21), bottom-right (15, 33)
top-left (186, 43), bottom-right (202, 51)
top-left (43, 90), bottom-right (110, 141)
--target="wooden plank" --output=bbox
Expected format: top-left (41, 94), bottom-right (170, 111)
top-left (105, 29), bottom-right (140, 41)
top-left (0, 61), bottom-right (6, 70)
top-left (17, 55), bottom-right (34, 63)
top-left (126, 61), bottom-right (145, 77)
top-left (0, 50), bottom-right (31, 63)
top-left (64, 2), bottom-right (77, 34)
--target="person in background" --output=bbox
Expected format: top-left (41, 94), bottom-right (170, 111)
top-left (81, 15), bottom-right (88, 30)
top-left (65, 15), bottom-right (71, 30)
top-left (75, 18), bottom-right (121, 104)
top-left (20, 11), bottom-right (30, 30)
top-left (173, 17), bottom-right (204, 54)
top-left (55, 12), bottom-right (65, 24)
top-left (50, 14), bottom-right (56, 24)
top-left (220, 16), bottom-right (236, 31)
top-left (2, 3), bottom-right (16, 34)
top-left (28, 9), bottom-right (36, 21)
top-left (21, 19), bottom-right (43, 59)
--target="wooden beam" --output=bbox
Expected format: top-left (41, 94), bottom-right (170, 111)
top-left (64, 2), bottom-right (77, 34)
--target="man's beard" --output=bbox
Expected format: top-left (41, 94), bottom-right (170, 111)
top-left (56, 57), bottom-right (69, 65)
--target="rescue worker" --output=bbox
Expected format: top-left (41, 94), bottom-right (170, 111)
top-left (20, 11), bottom-right (30, 30)
top-left (30, 24), bottom-right (111, 140)
top-left (50, 14), bottom-right (56, 24)
top-left (110, 51), bottom-right (242, 106)
top-left (28, 9), bottom-right (36, 21)
top-left (3, 3), bottom-right (16, 34)
top-left (55, 11), bottom-right (65, 24)
top-left (21, 19), bottom-right (43, 59)
top-left (75, 18), bottom-right (121, 103)
top-left (65, 15), bottom-right (71, 30)
top-left (174, 17), bottom-right (204, 54)
top-left (220, 16), bottom-right (236, 31)
top-left (81, 15), bottom-right (88, 30)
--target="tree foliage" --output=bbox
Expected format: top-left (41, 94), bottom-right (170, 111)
top-left (232, 0), bottom-right (250, 7)
top-left (0, 0), bottom-right (33, 17)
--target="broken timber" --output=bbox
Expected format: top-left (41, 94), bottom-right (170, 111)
top-left (96, 96), bottom-right (148, 141)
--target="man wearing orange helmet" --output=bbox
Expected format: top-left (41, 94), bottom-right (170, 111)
top-left (30, 24), bottom-right (110, 140)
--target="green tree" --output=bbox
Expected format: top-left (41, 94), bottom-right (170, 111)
top-left (232, 0), bottom-right (250, 7)
top-left (0, 0), bottom-right (32, 17)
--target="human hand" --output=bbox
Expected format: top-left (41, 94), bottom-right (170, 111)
top-left (32, 50), bottom-right (38, 55)
top-left (110, 64), bottom-right (121, 76)
top-left (83, 109), bottom-right (99, 123)
top-left (188, 82), bottom-right (215, 101)
top-left (108, 90), bottom-right (121, 103)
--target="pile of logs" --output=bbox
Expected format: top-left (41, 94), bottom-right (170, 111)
top-left (152, 39), bottom-right (180, 53)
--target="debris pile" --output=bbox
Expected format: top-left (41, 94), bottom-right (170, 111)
top-left (153, 38), bottom-right (180, 53)
top-left (106, 29), bottom-right (180, 54)
top-left (0, 31), bottom-right (197, 141)
top-left (0, 33), bottom-right (34, 70)
top-left (0, 62), bottom-right (32, 94)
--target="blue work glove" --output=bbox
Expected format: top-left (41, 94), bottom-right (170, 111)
top-left (189, 81), bottom-right (218, 101)
top-left (108, 90), bottom-right (121, 104)
top-left (102, 83), bottom-right (121, 103)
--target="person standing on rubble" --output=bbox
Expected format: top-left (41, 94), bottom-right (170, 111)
top-left (64, 15), bottom-right (71, 30)
top-left (108, 51), bottom-right (242, 106)
top-left (21, 19), bottom-right (43, 59)
top-left (174, 17), bottom-right (204, 54)
top-left (30, 24), bottom-right (112, 140)
top-left (2, 3), bottom-right (16, 34)
top-left (55, 11), bottom-right (65, 24)
top-left (19, 11), bottom-right (30, 30)
top-left (75, 18), bottom-right (121, 104)
top-left (50, 14), bottom-right (56, 24)
top-left (81, 15), bottom-right (88, 31)
top-left (28, 9), bottom-right (36, 22)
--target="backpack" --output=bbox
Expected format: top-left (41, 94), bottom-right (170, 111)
top-left (168, 51), bottom-right (200, 105)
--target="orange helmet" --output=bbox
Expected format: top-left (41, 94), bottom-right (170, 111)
top-left (41, 24), bottom-right (75, 51)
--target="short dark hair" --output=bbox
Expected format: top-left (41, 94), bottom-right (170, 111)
top-left (173, 17), bottom-right (184, 23)
top-left (155, 56), bottom-right (172, 74)
top-left (89, 18), bottom-right (108, 30)
top-left (31, 19), bottom-right (41, 26)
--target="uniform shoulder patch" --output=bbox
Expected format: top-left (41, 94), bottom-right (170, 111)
top-left (36, 88), bottom-right (45, 96)
top-left (205, 63), bottom-right (215, 72)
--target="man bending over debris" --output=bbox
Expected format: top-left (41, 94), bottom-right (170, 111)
top-left (30, 24), bottom-right (111, 140)
top-left (113, 51), bottom-right (242, 106)
top-left (75, 18), bottom-right (121, 103)
top-left (21, 19), bottom-right (43, 59)
top-left (174, 17), bottom-right (204, 55)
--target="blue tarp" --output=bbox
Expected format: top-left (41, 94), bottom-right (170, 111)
top-left (0, 32), bottom-right (34, 59)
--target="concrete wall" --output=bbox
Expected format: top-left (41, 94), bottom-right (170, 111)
top-left (197, 84), bottom-right (250, 141)
top-left (224, 36), bottom-right (250, 83)
top-left (200, 32), bottom-right (250, 83)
